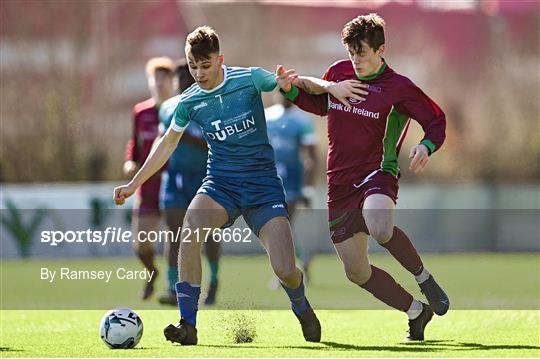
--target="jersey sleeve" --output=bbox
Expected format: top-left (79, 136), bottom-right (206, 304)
top-left (280, 65), bottom-right (333, 116)
top-left (125, 107), bottom-right (138, 162)
top-left (394, 79), bottom-right (446, 155)
top-left (250, 67), bottom-right (278, 93)
top-left (171, 101), bottom-right (190, 132)
top-left (281, 86), bottom-right (328, 116)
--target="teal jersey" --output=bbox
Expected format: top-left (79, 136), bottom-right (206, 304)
top-left (160, 95), bottom-right (208, 174)
top-left (171, 66), bottom-right (278, 177)
top-left (265, 104), bottom-right (316, 167)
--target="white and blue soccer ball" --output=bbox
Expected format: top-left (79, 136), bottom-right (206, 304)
top-left (99, 308), bottom-right (143, 349)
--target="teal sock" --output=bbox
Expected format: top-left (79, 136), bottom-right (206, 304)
top-left (281, 274), bottom-right (309, 316)
top-left (167, 266), bottom-right (178, 293)
top-left (208, 260), bottom-right (219, 284)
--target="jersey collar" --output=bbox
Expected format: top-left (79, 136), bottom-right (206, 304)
top-left (199, 64), bottom-right (228, 93)
top-left (357, 61), bottom-right (387, 81)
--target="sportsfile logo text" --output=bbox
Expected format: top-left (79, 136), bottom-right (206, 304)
top-left (40, 227), bottom-right (252, 246)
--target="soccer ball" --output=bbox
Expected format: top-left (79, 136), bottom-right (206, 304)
top-left (99, 308), bottom-right (143, 349)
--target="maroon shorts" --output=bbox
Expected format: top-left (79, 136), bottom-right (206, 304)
top-left (133, 173), bottom-right (161, 216)
top-left (328, 170), bottom-right (398, 243)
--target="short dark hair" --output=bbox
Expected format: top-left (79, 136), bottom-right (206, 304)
top-left (185, 26), bottom-right (220, 60)
top-left (175, 58), bottom-right (195, 93)
top-left (341, 13), bottom-right (385, 53)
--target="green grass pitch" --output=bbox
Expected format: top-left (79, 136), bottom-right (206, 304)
top-left (1, 253), bottom-right (539, 357)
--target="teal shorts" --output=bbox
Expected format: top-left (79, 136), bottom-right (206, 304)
top-left (197, 175), bottom-right (289, 236)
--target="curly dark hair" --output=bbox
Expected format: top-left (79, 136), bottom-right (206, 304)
top-left (341, 13), bottom-right (385, 53)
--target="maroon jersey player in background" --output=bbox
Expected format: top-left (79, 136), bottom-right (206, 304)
top-left (277, 13), bottom-right (449, 341)
top-left (124, 57), bottom-right (174, 300)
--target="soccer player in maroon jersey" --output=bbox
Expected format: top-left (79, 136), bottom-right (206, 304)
top-left (124, 57), bottom-right (174, 300)
top-left (277, 13), bottom-right (449, 341)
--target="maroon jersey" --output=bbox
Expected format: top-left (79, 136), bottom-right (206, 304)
top-left (288, 60), bottom-right (446, 185)
top-left (125, 98), bottom-right (161, 211)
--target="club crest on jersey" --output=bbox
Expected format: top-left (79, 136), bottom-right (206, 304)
top-left (366, 84), bottom-right (382, 93)
top-left (348, 98), bottom-right (363, 104)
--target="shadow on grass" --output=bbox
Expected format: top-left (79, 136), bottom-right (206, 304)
top-left (200, 340), bottom-right (540, 354)
top-left (0, 347), bottom-right (24, 352)
top-left (200, 342), bottom-right (442, 352)
top-left (402, 341), bottom-right (540, 351)
top-left (321, 341), bottom-right (443, 353)
top-left (198, 344), bottom-right (320, 350)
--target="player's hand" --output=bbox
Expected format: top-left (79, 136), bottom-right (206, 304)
top-left (328, 80), bottom-right (369, 109)
top-left (276, 65), bottom-right (298, 93)
top-left (123, 160), bottom-right (138, 178)
top-left (409, 144), bottom-right (429, 174)
top-left (113, 183), bottom-right (136, 206)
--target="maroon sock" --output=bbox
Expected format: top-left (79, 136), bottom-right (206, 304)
top-left (360, 265), bottom-right (413, 312)
top-left (380, 227), bottom-right (424, 275)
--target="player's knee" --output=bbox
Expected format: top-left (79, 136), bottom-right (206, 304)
top-left (369, 226), bottom-right (393, 244)
top-left (273, 264), bottom-right (297, 284)
top-left (344, 265), bottom-right (372, 285)
top-left (181, 213), bottom-right (208, 234)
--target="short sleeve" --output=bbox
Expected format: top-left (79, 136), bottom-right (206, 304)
top-left (250, 67), bottom-right (278, 93)
top-left (172, 101), bottom-right (190, 132)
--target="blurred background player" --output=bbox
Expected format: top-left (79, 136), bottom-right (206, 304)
top-left (265, 96), bottom-right (318, 288)
top-left (124, 56), bottom-right (174, 300)
top-left (157, 59), bottom-right (221, 306)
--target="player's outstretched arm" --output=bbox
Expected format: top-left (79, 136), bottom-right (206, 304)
top-left (114, 126), bottom-right (183, 205)
top-left (275, 65), bottom-right (368, 108)
top-left (275, 65), bottom-right (328, 116)
top-left (295, 76), bottom-right (369, 109)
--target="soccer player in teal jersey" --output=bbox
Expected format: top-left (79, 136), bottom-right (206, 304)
top-left (113, 26), bottom-right (361, 345)
top-left (157, 59), bottom-right (221, 306)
